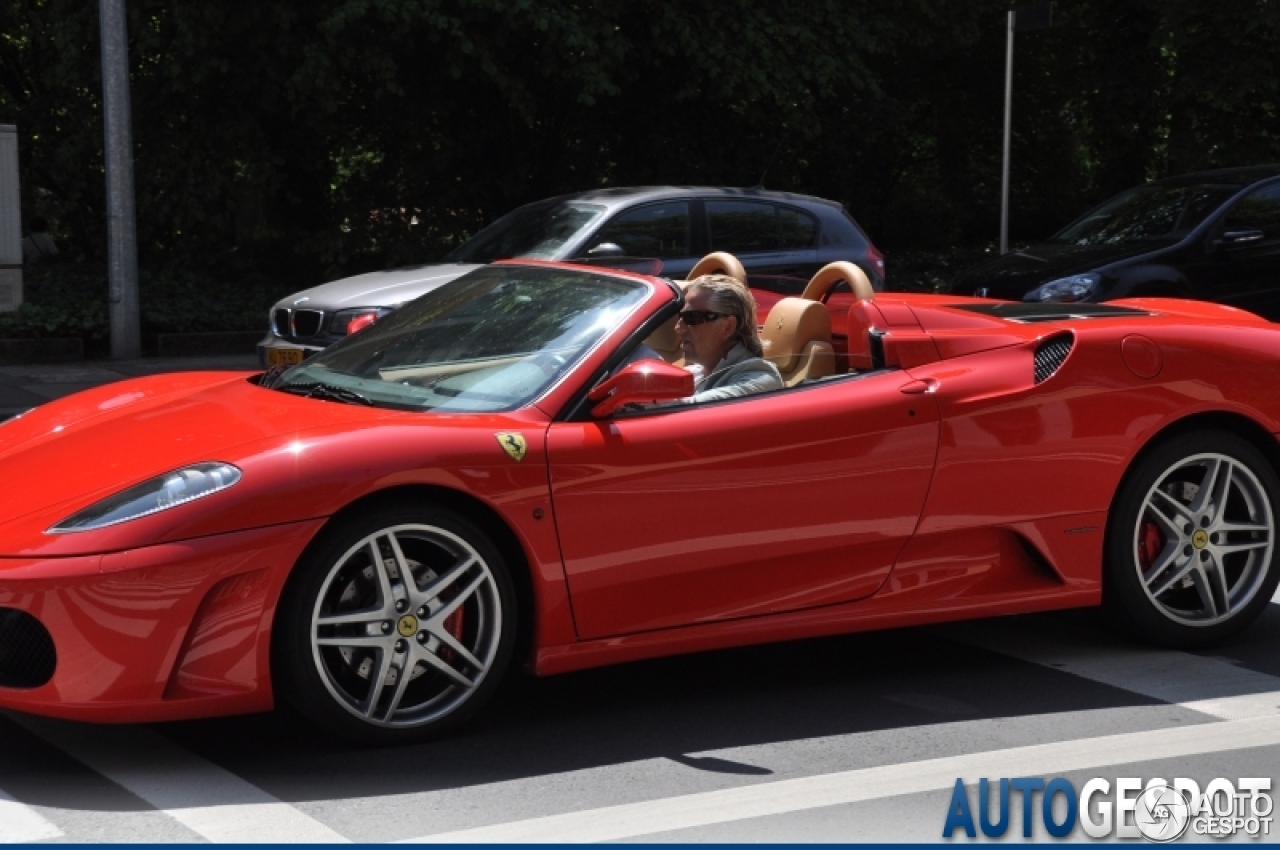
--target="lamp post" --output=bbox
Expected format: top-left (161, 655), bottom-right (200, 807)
top-left (1000, 2), bottom-right (1053, 255)
top-left (99, 0), bottom-right (141, 358)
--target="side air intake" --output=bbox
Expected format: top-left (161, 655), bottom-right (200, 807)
top-left (0, 608), bottom-right (56, 688)
top-left (1033, 334), bottom-right (1073, 384)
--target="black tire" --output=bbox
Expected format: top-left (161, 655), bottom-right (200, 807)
top-left (1105, 430), bottom-right (1280, 648)
top-left (272, 502), bottom-right (518, 745)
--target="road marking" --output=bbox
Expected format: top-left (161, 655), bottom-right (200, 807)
top-left (0, 788), bottom-right (63, 842)
top-left (406, 626), bottom-right (1280, 843)
top-left (403, 714), bottom-right (1280, 842)
top-left (9, 715), bottom-right (348, 843)
top-left (953, 621), bottom-right (1280, 721)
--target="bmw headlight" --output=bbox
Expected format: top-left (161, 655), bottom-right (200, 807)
top-left (1025, 273), bottom-right (1101, 303)
top-left (333, 306), bottom-right (396, 336)
top-left (48, 462), bottom-right (242, 533)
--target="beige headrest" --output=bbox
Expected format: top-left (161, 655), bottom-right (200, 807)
top-left (760, 298), bottom-right (832, 372)
top-left (687, 251), bottom-right (746, 283)
top-left (801, 261), bottom-right (874, 302)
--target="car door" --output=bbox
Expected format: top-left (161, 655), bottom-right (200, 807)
top-left (546, 372), bottom-right (940, 639)
top-left (1197, 181), bottom-right (1280, 320)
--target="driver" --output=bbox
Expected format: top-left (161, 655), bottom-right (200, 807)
top-left (674, 274), bottom-right (782, 403)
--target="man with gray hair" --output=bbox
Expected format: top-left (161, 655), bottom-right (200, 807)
top-left (674, 273), bottom-right (783, 403)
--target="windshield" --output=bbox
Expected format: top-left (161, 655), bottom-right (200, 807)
top-left (269, 265), bottom-right (650, 413)
top-left (1050, 183), bottom-right (1239, 246)
top-left (444, 202), bottom-right (605, 263)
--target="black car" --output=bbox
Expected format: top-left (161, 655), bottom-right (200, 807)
top-left (950, 165), bottom-right (1280, 320)
top-left (260, 186), bottom-right (884, 366)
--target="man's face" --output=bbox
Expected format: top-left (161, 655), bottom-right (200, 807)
top-left (676, 286), bottom-right (737, 369)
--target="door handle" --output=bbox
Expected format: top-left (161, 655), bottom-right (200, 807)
top-left (899, 379), bottom-right (938, 394)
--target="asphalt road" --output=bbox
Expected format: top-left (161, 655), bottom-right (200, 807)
top-left (3, 596), bottom-right (1279, 843)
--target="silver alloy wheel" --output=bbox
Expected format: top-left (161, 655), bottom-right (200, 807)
top-left (1135, 452), bottom-right (1275, 628)
top-left (309, 522), bottom-right (503, 728)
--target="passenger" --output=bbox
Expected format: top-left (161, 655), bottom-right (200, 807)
top-left (673, 274), bottom-right (783, 403)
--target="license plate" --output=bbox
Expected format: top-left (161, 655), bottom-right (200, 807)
top-left (266, 347), bottom-right (306, 367)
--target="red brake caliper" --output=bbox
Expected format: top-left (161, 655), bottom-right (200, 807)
top-left (1138, 520), bottom-right (1163, 572)
top-left (439, 606), bottom-right (465, 664)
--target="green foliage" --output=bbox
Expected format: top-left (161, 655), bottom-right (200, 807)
top-left (2, 0), bottom-right (1279, 328)
top-left (0, 260), bottom-right (291, 339)
top-left (0, 264), bottom-right (109, 339)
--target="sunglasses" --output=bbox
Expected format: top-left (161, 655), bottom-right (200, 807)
top-left (677, 309), bottom-right (728, 326)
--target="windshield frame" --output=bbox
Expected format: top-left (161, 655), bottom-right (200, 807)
top-left (266, 263), bottom-right (662, 416)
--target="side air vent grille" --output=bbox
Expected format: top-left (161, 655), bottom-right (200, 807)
top-left (1034, 334), bottom-right (1074, 384)
top-left (0, 608), bottom-right (56, 689)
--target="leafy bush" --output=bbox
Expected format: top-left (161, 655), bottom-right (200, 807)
top-left (887, 245), bottom-right (998, 293)
top-left (0, 261), bottom-right (292, 340)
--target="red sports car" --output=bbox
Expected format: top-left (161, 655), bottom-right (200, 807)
top-left (1, 258), bottom-right (1278, 745)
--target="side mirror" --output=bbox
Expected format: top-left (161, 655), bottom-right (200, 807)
top-left (587, 242), bottom-right (625, 257)
top-left (1216, 228), bottom-right (1265, 249)
top-left (587, 359), bottom-right (693, 417)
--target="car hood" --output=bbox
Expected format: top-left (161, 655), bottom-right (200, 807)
top-left (0, 372), bottom-right (542, 557)
top-left (272, 263), bottom-right (482, 310)
top-left (951, 242), bottom-right (1166, 299)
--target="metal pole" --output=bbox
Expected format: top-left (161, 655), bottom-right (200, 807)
top-left (100, 0), bottom-right (141, 358)
top-left (1000, 10), bottom-right (1015, 255)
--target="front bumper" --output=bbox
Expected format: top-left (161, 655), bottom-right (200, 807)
top-left (0, 519), bottom-right (323, 723)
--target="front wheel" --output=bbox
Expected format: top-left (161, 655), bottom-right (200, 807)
top-left (273, 503), bottom-right (518, 745)
top-left (1106, 431), bottom-right (1280, 648)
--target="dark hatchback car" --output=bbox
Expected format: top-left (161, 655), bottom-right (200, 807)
top-left (259, 186), bottom-right (884, 366)
top-left (950, 165), bottom-right (1280, 320)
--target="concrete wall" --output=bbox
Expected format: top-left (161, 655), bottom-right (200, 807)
top-left (0, 125), bottom-right (22, 311)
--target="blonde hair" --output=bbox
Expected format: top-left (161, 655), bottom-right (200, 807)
top-left (686, 274), bottom-right (763, 356)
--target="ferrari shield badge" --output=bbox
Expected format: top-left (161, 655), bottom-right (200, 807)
top-left (495, 432), bottom-right (528, 462)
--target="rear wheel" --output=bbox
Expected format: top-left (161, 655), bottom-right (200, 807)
top-left (273, 503), bottom-right (517, 745)
top-left (1106, 431), bottom-right (1280, 648)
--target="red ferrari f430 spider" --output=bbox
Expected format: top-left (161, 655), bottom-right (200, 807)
top-left (1, 257), bottom-right (1278, 744)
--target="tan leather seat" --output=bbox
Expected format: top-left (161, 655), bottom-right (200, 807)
top-left (760, 297), bottom-right (835, 386)
top-left (801, 261), bottom-right (874, 302)
top-left (686, 251), bottom-right (746, 283)
top-left (643, 316), bottom-right (684, 365)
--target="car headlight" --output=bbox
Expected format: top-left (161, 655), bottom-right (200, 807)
top-left (48, 462), bottom-right (242, 533)
top-left (333, 306), bottom-right (396, 336)
top-left (1025, 273), bottom-right (1101, 303)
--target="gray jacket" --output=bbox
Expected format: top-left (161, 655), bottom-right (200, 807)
top-left (690, 343), bottom-right (784, 403)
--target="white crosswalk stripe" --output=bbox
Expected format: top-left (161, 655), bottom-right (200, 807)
top-left (401, 627), bottom-right (1280, 843)
top-left (402, 714), bottom-right (1280, 843)
top-left (0, 789), bottom-right (62, 842)
top-left (953, 621), bottom-right (1280, 721)
top-left (9, 716), bottom-right (348, 843)
top-left (3, 607), bottom-right (1278, 843)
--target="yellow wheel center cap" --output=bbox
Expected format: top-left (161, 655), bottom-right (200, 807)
top-left (397, 614), bottom-right (419, 637)
top-left (1192, 529), bottom-right (1209, 549)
